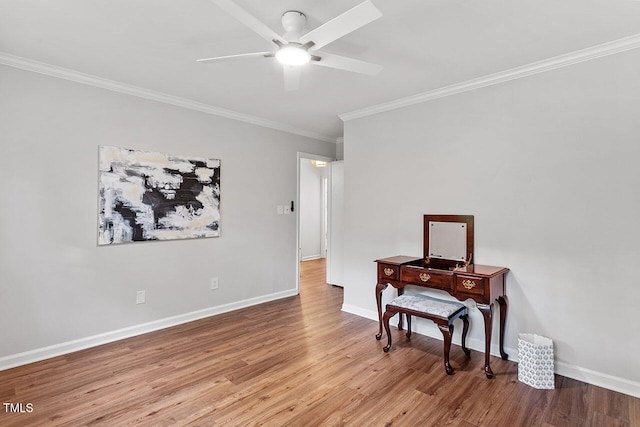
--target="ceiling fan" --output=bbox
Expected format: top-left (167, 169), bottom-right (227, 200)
top-left (197, 0), bottom-right (383, 91)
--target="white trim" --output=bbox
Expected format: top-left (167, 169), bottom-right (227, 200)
top-left (301, 255), bottom-right (323, 261)
top-left (0, 52), bottom-right (335, 144)
top-left (341, 303), bottom-right (378, 321)
top-left (341, 304), bottom-right (640, 398)
top-left (555, 361), bottom-right (640, 399)
top-left (340, 33), bottom-right (640, 122)
top-left (0, 288), bottom-right (298, 372)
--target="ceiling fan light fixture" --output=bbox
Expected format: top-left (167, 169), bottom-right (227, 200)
top-left (276, 44), bottom-right (311, 66)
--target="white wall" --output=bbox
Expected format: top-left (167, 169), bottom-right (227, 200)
top-left (335, 140), bottom-right (344, 161)
top-left (342, 48), bottom-right (640, 396)
top-left (0, 65), bottom-right (334, 365)
top-left (299, 159), bottom-right (327, 261)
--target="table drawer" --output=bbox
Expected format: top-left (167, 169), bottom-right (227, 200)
top-left (378, 263), bottom-right (400, 281)
top-left (401, 267), bottom-right (453, 290)
top-left (455, 275), bottom-right (486, 296)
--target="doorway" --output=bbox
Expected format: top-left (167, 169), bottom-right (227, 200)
top-left (296, 153), bottom-right (333, 293)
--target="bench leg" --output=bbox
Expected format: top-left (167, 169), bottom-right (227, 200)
top-left (382, 310), bottom-right (395, 352)
top-left (438, 324), bottom-right (454, 375)
top-left (406, 315), bottom-right (412, 339)
top-left (461, 314), bottom-right (471, 356)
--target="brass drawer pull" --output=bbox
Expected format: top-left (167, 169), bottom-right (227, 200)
top-left (462, 279), bottom-right (476, 290)
top-left (419, 273), bottom-right (431, 282)
top-left (384, 268), bottom-right (394, 276)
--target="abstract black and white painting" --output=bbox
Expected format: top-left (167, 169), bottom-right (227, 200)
top-left (98, 146), bottom-right (221, 245)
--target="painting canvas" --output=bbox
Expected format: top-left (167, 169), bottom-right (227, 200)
top-left (98, 146), bottom-right (220, 245)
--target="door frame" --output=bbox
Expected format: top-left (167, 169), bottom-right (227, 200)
top-left (296, 152), bottom-right (335, 293)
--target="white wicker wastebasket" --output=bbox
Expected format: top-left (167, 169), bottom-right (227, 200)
top-left (517, 333), bottom-right (555, 389)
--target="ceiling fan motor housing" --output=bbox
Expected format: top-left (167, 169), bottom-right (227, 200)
top-left (281, 11), bottom-right (307, 42)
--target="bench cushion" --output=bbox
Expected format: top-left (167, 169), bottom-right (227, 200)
top-left (387, 294), bottom-right (465, 319)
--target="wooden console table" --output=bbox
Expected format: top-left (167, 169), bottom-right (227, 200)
top-left (375, 255), bottom-right (509, 378)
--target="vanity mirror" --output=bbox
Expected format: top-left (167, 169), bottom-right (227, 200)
top-left (422, 214), bottom-right (474, 269)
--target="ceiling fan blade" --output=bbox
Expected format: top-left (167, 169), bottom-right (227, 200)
top-left (299, 0), bottom-right (382, 50)
top-left (196, 51), bottom-right (272, 63)
top-left (312, 52), bottom-right (382, 76)
top-left (283, 65), bottom-right (301, 91)
top-left (208, 0), bottom-right (285, 44)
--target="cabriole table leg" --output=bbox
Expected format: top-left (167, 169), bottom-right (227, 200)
top-left (375, 282), bottom-right (388, 340)
top-left (497, 295), bottom-right (509, 360)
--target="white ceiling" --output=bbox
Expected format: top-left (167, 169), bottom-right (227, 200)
top-left (2, 0), bottom-right (640, 142)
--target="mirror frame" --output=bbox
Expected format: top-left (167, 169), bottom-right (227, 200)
top-left (423, 214), bottom-right (474, 269)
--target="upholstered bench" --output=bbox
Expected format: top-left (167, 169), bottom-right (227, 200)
top-left (382, 294), bottom-right (471, 375)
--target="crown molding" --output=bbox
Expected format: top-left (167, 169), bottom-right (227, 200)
top-left (0, 52), bottom-right (335, 144)
top-left (340, 33), bottom-right (640, 122)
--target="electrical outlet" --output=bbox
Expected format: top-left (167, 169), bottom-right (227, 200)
top-left (210, 277), bottom-right (219, 290)
top-left (136, 290), bottom-right (146, 304)
top-left (277, 205), bottom-right (284, 215)
top-left (284, 205), bottom-right (291, 215)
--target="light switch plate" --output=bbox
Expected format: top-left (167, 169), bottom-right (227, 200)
top-left (136, 290), bottom-right (146, 304)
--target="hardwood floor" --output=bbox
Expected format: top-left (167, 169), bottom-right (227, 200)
top-left (1, 258), bottom-right (638, 426)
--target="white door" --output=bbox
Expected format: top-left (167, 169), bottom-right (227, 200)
top-left (327, 160), bottom-right (344, 287)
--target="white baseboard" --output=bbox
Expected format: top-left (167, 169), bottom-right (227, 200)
top-left (341, 304), bottom-right (640, 398)
top-left (0, 289), bottom-right (299, 372)
top-left (341, 304), bottom-right (377, 321)
top-left (554, 361), bottom-right (640, 398)
top-left (301, 255), bottom-right (323, 261)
